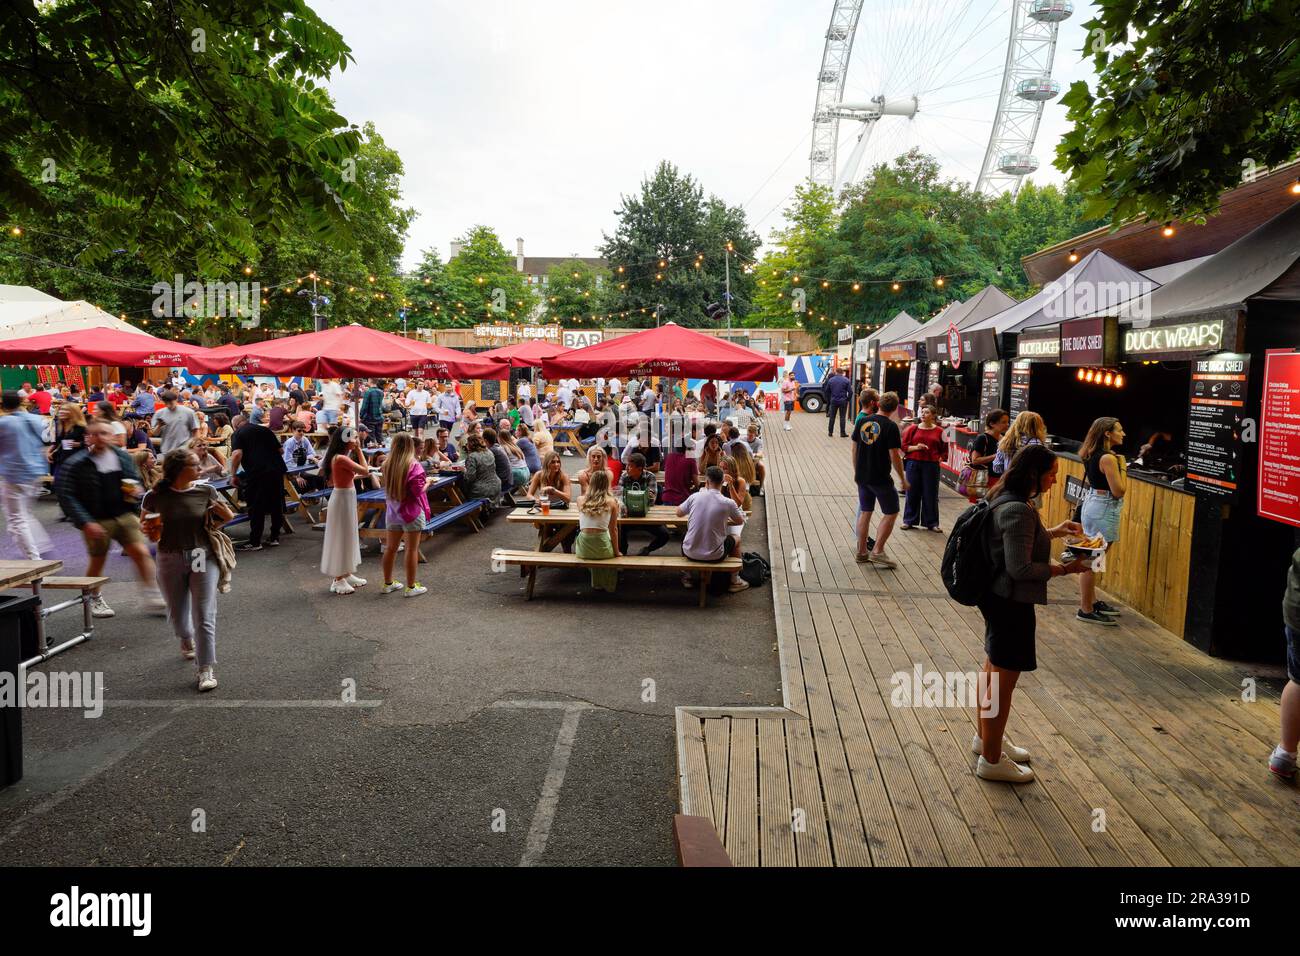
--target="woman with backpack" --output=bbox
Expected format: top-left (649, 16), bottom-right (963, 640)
top-left (976, 444), bottom-right (1088, 783)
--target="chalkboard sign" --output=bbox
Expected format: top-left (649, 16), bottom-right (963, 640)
top-left (1009, 361), bottom-right (1031, 419)
top-left (978, 361), bottom-right (1003, 420)
top-left (1187, 352), bottom-right (1248, 502)
top-left (479, 378), bottom-right (501, 402)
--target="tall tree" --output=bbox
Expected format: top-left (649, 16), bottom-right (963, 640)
top-left (439, 226), bottom-right (536, 328)
top-left (0, 0), bottom-right (362, 274)
top-left (599, 161), bottom-right (759, 328)
top-left (1056, 0), bottom-right (1300, 223)
top-left (542, 259), bottom-right (608, 327)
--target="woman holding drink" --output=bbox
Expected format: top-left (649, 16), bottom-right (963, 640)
top-left (142, 447), bottom-right (234, 692)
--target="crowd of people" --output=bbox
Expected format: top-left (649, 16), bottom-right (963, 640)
top-left (0, 371), bottom-right (773, 693)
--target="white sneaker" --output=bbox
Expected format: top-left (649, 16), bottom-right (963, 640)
top-left (143, 589), bottom-right (167, 614)
top-left (404, 583), bottom-right (428, 598)
top-left (382, 581), bottom-right (404, 594)
top-left (180, 640), bottom-right (195, 661)
top-left (784, 423), bottom-right (791, 431)
top-left (330, 580), bottom-right (355, 595)
top-left (972, 733), bottom-right (1030, 763)
top-left (976, 753), bottom-right (1035, 783)
top-left (90, 595), bottom-right (115, 618)
top-left (346, 574), bottom-right (367, 588)
top-left (197, 666), bottom-right (218, 692)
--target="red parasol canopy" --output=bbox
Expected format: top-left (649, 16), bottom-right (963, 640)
top-left (188, 324), bottom-right (509, 379)
top-left (477, 338), bottom-right (573, 368)
top-left (0, 327), bottom-right (215, 367)
top-left (539, 323), bottom-right (780, 381)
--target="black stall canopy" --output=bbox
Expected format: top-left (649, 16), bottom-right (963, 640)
top-left (874, 310), bottom-right (927, 360)
top-left (925, 285), bottom-right (1017, 364)
top-left (1101, 198), bottom-right (1300, 331)
top-left (968, 250), bottom-right (1158, 338)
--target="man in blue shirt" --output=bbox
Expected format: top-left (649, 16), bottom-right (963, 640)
top-left (129, 385), bottom-right (156, 418)
top-left (0, 391), bottom-right (52, 559)
top-left (825, 367), bottom-right (853, 438)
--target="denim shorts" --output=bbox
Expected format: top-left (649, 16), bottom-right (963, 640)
top-left (1286, 625), bottom-right (1300, 683)
top-left (857, 481), bottom-right (899, 516)
top-left (1081, 490), bottom-right (1122, 543)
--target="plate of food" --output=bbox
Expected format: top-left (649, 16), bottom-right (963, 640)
top-left (1062, 534), bottom-right (1107, 561)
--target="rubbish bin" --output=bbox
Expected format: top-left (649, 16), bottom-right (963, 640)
top-left (0, 593), bottom-right (40, 788)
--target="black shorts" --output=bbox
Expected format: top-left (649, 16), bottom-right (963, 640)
top-left (977, 591), bottom-right (1037, 672)
top-left (685, 535), bottom-right (737, 563)
top-left (410, 414), bottom-right (428, 430)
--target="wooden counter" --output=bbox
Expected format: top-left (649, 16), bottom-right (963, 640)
top-left (1038, 456), bottom-right (1195, 637)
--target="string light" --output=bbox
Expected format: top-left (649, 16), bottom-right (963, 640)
top-left (1067, 249), bottom-right (1078, 262)
top-left (1161, 223), bottom-right (1175, 237)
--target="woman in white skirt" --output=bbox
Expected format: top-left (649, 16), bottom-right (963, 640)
top-left (320, 427), bottom-right (371, 595)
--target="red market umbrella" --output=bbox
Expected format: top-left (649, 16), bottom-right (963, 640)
top-left (0, 327), bottom-right (215, 367)
top-left (539, 323), bottom-right (780, 381)
top-left (478, 338), bottom-right (573, 368)
top-left (189, 324), bottom-right (509, 379)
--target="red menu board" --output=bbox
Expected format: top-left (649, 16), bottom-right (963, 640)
top-left (1258, 349), bottom-right (1300, 526)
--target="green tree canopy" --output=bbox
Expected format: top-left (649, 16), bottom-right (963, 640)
top-left (598, 161), bottom-right (759, 328)
top-left (1055, 0), bottom-right (1300, 224)
top-left (542, 259), bottom-right (608, 327)
top-left (0, 0), bottom-right (362, 275)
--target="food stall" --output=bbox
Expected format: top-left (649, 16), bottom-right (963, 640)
top-left (918, 286), bottom-right (1018, 482)
top-left (869, 310), bottom-right (925, 404)
top-left (991, 207), bottom-right (1300, 659)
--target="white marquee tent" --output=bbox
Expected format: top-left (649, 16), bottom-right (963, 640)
top-left (0, 286), bottom-right (150, 342)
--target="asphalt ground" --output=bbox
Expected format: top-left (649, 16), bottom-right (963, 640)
top-left (0, 465), bottom-right (779, 866)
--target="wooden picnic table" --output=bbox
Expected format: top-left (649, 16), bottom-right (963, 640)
top-left (356, 473), bottom-right (465, 529)
top-left (0, 558), bottom-right (66, 656)
top-left (549, 422), bottom-right (594, 457)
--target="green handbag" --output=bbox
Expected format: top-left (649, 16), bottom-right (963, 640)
top-left (623, 482), bottom-right (648, 518)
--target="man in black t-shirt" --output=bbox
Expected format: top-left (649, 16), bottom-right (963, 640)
top-left (851, 391), bottom-right (907, 568)
top-left (229, 419), bottom-right (288, 550)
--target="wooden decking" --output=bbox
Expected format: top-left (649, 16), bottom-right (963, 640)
top-left (675, 412), bottom-right (1300, 866)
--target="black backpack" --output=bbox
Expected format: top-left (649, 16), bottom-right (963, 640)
top-left (739, 552), bottom-right (771, 587)
top-left (940, 498), bottom-right (1011, 606)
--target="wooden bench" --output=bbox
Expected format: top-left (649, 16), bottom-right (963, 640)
top-left (221, 500), bottom-right (300, 533)
top-left (490, 548), bottom-right (742, 607)
top-left (359, 498), bottom-right (489, 562)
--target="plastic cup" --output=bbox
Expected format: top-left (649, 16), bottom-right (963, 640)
top-left (142, 512), bottom-right (162, 542)
top-left (540, 495), bottom-right (550, 516)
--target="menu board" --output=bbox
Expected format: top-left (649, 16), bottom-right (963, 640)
top-left (1009, 361), bottom-right (1031, 419)
top-left (479, 378), bottom-right (502, 402)
top-left (1259, 349), bottom-right (1300, 525)
top-left (927, 362), bottom-right (940, 393)
top-left (1187, 352), bottom-right (1249, 501)
top-left (979, 361), bottom-right (1003, 420)
top-left (906, 361), bottom-right (919, 412)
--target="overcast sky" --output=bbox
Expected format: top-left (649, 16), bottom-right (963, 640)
top-left (317, 0), bottom-right (1100, 270)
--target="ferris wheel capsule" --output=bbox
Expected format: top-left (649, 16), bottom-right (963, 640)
top-left (998, 153), bottom-right (1039, 176)
top-left (1028, 0), bottom-right (1074, 23)
top-left (1016, 77), bottom-right (1061, 101)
